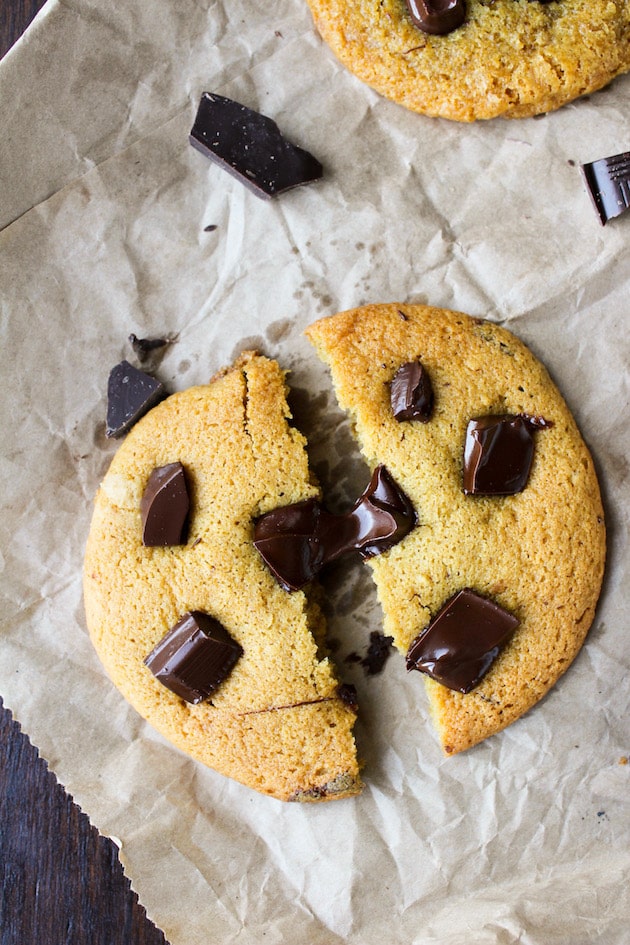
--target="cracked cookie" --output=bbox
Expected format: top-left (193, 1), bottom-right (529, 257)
top-left (306, 304), bottom-right (606, 753)
top-left (83, 352), bottom-right (361, 802)
top-left (304, 0), bottom-right (630, 120)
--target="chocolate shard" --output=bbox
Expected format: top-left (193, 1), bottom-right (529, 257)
top-left (128, 333), bottom-right (172, 364)
top-left (140, 462), bottom-right (190, 547)
top-left (405, 0), bottom-right (466, 35)
top-left (462, 414), bottom-right (550, 496)
top-left (144, 611), bottom-right (243, 704)
top-left (581, 152), bottom-right (630, 225)
top-left (253, 465), bottom-right (416, 591)
top-left (390, 361), bottom-right (434, 422)
top-left (189, 93), bottom-right (323, 199)
top-left (105, 360), bottom-right (165, 438)
top-left (406, 588), bottom-right (519, 693)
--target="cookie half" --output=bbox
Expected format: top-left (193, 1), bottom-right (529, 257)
top-left (306, 304), bottom-right (605, 753)
top-left (304, 0), bottom-right (630, 120)
top-left (84, 352), bottom-right (361, 801)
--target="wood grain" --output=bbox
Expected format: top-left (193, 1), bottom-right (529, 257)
top-left (0, 0), bottom-right (48, 57)
top-left (0, 7), bottom-right (170, 944)
top-left (0, 698), bottom-right (170, 945)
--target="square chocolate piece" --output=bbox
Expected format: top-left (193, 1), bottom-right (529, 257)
top-left (144, 611), bottom-right (242, 704)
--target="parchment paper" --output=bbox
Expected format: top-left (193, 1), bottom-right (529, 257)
top-left (1, 2), bottom-right (629, 943)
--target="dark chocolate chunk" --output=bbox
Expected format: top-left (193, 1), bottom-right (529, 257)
top-left (463, 414), bottom-right (550, 496)
top-left (128, 333), bottom-right (171, 364)
top-left (390, 361), bottom-right (434, 422)
top-left (253, 498), bottom-right (327, 591)
top-left (140, 462), bottom-right (190, 547)
top-left (581, 152), bottom-right (630, 225)
top-left (105, 360), bottom-right (165, 438)
top-left (189, 93), bottom-right (323, 199)
top-left (405, 0), bottom-right (466, 35)
top-left (144, 611), bottom-right (243, 704)
top-left (353, 464), bottom-right (417, 558)
top-left (406, 588), bottom-right (519, 693)
top-left (253, 465), bottom-right (416, 591)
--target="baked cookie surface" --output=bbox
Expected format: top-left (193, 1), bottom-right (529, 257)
top-left (304, 0), bottom-right (630, 120)
top-left (306, 304), bottom-right (606, 753)
top-left (83, 352), bottom-right (361, 802)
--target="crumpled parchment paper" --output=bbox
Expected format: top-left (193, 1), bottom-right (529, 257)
top-left (1, 2), bottom-right (629, 943)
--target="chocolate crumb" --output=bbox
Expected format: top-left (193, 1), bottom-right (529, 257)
top-left (344, 652), bottom-right (362, 665)
top-left (361, 632), bottom-right (395, 676)
top-left (128, 333), bottom-right (176, 365)
top-left (337, 683), bottom-right (359, 712)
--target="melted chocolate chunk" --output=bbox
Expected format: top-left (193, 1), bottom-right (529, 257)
top-left (190, 93), bottom-right (323, 199)
top-left (406, 588), bottom-right (519, 693)
top-left (253, 499), bottom-right (326, 591)
top-left (405, 0), bottom-right (466, 35)
top-left (144, 611), bottom-right (243, 704)
top-left (405, 0), bottom-right (551, 37)
top-left (390, 361), bottom-right (434, 422)
top-left (463, 414), bottom-right (550, 496)
top-left (106, 360), bottom-right (165, 438)
top-left (355, 465), bottom-right (417, 558)
top-left (581, 152), bottom-right (630, 225)
top-left (253, 465), bottom-right (416, 591)
top-left (140, 462), bottom-right (190, 546)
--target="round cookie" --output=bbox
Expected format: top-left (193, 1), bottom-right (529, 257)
top-left (306, 304), bottom-right (606, 753)
top-left (83, 352), bottom-right (361, 802)
top-left (304, 0), bottom-right (630, 120)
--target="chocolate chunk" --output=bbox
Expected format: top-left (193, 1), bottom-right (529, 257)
top-left (405, 0), bottom-right (466, 35)
top-left (253, 465), bottom-right (416, 591)
top-left (189, 93), bottom-right (323, 199)
top-left (140, 462), bottom-right (190, 547)
top-left (463, 414), bottom-right (550, 496)
top-left (105, 360), bottom-right (165, 438)
top-left (353, 465), bottom-right (417, 558)
top-left (581, 152), bottom-right (630, 225)
top-left (253, 499), bottom-right (326, 591)
top-left (144, 611), bottom-right (243, 704)
top-left (406, 588), bottom-right (519, 693)
top-left (390, 361), bottom-right (434, 422)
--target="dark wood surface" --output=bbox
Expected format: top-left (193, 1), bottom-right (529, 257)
top-left (0, 0), bottom-right (48, 57)
top-left (0, 6), bottom-right (170, 944)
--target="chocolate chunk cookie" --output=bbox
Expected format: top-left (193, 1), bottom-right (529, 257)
top-left (306, 304), bottom-right (605, 752)
top-left (304, 0), bottom-right (630, 120)
top-left (84, 353), bottom-right (361, 801)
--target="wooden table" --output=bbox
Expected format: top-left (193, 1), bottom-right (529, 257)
top-left (0, 5), bottom-right (170, 943)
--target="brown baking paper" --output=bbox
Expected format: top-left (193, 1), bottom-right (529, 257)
top-left (1, 1), bottom-right (629, 943)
